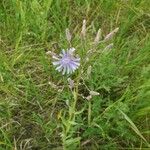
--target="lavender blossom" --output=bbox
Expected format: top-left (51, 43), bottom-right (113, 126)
top-left (52, 48), bottom-right (80, 75)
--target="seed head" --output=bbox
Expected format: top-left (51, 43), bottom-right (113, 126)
top-left (81, 19), bottom-right (86, 38)
top-left (104, 27), bottom-right (119, 42)
top-left (103, 43), bottom-right (114, 53)
top-left (65, 28), bottom-right (72, 43)
top-left (87, 65), bottom-right (92, 78)
top-left (94, 28), bottom-right (101, 45)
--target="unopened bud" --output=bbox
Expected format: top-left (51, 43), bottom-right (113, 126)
top-left (86, 95), bottom-right (92, 100)
top-left (67, 78), bottom-right (74, 89)
top-left (90, 91), bottom-right (100, 96)
top-left (65, 99), bottom-right (69, 106)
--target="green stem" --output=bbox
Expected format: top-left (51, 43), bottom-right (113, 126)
top-left (88, 101), bottom-right (91, 126)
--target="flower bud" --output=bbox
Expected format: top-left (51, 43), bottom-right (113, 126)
top-left (67, 78), bottom-right (74, 89)
top-left (90, 91), bottom-right (100, 96)
top-left (86, 95), bottom-right (92, 100)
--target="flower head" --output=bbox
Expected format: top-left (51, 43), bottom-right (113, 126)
top-left (52, 48), bottom-right (80, 75)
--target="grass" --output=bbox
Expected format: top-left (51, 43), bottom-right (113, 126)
top-left (0, 0), bottom-right (150, 149)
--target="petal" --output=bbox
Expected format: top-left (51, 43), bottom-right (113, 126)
top-left (56, 65), bottom-right (63, 72)
top-left (74, 57), bottom-right (80, 61)
top-left (62, 65), bottom-right (67, 75)
top-left (72, 57), bottom-right (80, 62)
top-left (72, 61), bottom-right (80, 66)
top-left (69, 63), bottom-right (77, 71)
top-left (66, 65), bottom-right (70, 74)
top-left (62, 49), bottom-right (66, 55)
top-left (52, 61), bottom-right (60, 66)
top-left (52, 55), bottom-right (60, 60)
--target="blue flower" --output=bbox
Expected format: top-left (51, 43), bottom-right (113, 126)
top-left (52, 48), bottom-right (80, 75)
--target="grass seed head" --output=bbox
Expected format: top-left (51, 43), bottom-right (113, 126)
top-left (81, 19), bottom-right (86, 39)
top-left (94, 28), bottom-right (102, 45)
top-left (103, 43), bottom-right (114, 53)
top-left (65, 28), bottom-right (72, 43)
top-left (87, 65), bottom-right (92, 77)
top-left (104, 27), bottom-right (119, 42)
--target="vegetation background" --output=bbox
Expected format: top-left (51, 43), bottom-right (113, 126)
top-left (0, 0), bottom-right (150, 149)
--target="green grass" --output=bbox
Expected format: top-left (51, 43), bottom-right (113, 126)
top-left (0, 0), bottom-right (150, 149)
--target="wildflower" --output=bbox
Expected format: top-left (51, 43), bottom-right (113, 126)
top-left (52, 48), bottom-right (80, 75)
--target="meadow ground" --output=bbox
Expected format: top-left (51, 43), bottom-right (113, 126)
top-left (0, 0), bottom-right (150, 149)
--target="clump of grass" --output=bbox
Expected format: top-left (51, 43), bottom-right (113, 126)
top-left (0, 0), bottom-right (150, 149)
